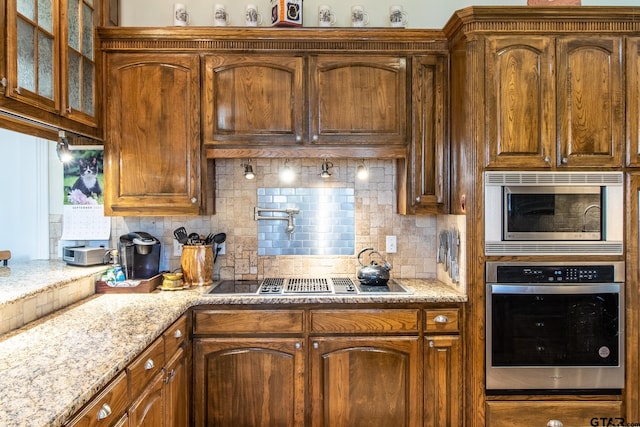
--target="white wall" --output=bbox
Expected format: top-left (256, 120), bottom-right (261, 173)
top-left (0, 129), bottom-right (51, 261)
top-left (121, 0), bottom-right (640, 29)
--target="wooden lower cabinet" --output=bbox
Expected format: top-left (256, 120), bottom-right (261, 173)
top-left (128, 372), bottom-right (164, 427)
top-left (193, 338), bottom-right (305, 427)
top-left (309, 336), bottom-right (421, 427)
top-left (192, 306), bottom-right (457, 426)
top-left (424, 335), bottom-right (462, 427)
top-left (485, 400), bottom-right (623, 427)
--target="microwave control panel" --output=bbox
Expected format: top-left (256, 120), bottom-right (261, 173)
top-left (495, 265), bottom-right (615, 283)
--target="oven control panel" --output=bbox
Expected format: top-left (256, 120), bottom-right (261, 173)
top-left (495, 265), bottom-right (615, 283)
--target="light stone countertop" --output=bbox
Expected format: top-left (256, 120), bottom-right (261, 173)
top-left (0, 272), bottom-right (466, 427)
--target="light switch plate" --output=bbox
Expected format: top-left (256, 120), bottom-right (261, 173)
top-left (173, 240), bottom-right (183, 257)
top-left (386, 235), bottom-right (397, 253)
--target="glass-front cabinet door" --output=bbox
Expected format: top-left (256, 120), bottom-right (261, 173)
top-left (62, 0), bottom-right (96, 125)
top-left (6, 0), bottom-right (59, 112)
top-left (4, 0), bottom-right (98, 127)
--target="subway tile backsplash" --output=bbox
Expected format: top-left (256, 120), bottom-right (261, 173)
top-left (257, 187), bottom-right (355, 256)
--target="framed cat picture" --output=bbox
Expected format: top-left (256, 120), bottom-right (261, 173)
top-left (63, 147), bottom-right (104, 205)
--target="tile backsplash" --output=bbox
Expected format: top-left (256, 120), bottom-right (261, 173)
top-left (51, 159), bottom-right (465, 292)
top-left (257, 187), bottom-right (355, 256)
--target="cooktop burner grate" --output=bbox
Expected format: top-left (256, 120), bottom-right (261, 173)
top-left (284, 278), bottom-right (331, 293)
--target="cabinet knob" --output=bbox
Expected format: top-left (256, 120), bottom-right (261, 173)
top-left (543, 156), bottom-right (551, 164)
top-left (434, 315), bottom-right (449, 324)
top-left (428, 340), bottom-right (435, 348)
top-left (313, 342), bottom-right (319, 349)
top-left (312, 135), bottom-right (318, 142)
top-left (66, 106), bottom-right (72, 113)
top-left (295, 135), bottom-right (302, 142)
top-left (174, 329), bottom-right (183, 339)
top-left (0, 77), bottom-right (6, 87)
top-left (561, 157), bottom-right (569, 164)
top-left (144, 359), bottom-right (155, 370)
top-left (547, 420), bottom-right (563, 427)
top-left (191, 197), bottom-right (198, 204)
top-left (295, 342), bottom-right (301, 349)
top-left (15, 86), bottom-right (21, 94)
top-left (415, 197), bottom-right (421, 203)
top-left (96, 403), bottom-right (112, 420)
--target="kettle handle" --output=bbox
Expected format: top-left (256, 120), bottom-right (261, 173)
top-left (357, 247), bottom-right (374, 267)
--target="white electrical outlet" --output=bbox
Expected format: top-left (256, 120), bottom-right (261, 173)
top-left (386, 235), bottom-right (397, 253)
top-left (216, 241), bottom-right (226, 255)
top-left (173, 240), bottom-right (183, 257)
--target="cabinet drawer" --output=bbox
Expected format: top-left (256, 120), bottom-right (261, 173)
top-left (425, 309), bottom-right (459, 333)
top-left (193, 309), bottom-right (304, 334)
top-left (66, 371), bottom-right (128, 427)
top-left (127, 337), bottom-right (164, 399)
top-left (310, 309), bottom-right (419, 334)
top-left (485, 401), bottom-right (623, 427)
top-left (164, 315), bottom-right (187, 358)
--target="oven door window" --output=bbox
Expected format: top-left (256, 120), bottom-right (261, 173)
top-left (491, 292), bottom-right (619, 366)
top-left (504, 187), bottom-right (602, 240)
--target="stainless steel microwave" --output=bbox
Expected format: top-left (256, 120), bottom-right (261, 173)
top-left (484, 172), bottom-right (623, 255)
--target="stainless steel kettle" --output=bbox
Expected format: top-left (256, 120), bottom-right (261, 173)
top-left (357, 247), bottom-right (392, 286)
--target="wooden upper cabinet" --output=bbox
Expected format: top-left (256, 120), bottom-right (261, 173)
top-left (3, 0), bottom-right (100, 132)
top-left (104, 53), bottom-right (202, 216)
top-left (627, 37), bottom-right (640, 167)
top-left (310, 55), bottom-right (407, 146)
top-left (556, 36), bottom-right (623, 168)
top-left (485, 36), bottom-right (555, 168)
top-left (203, 54), bottom-right (408, 149)
top-left (485, 35), bottom-right (623, 169)
top-left (399, 55), bottom-right (448, 215)
top-left (203, 54), bottom-right (305, 146)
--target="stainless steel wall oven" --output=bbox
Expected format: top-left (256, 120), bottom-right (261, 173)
top-left (486, 261), bottom-right (624, 392)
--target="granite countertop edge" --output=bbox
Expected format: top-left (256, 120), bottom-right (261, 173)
top-left (0, 277), bottom-right (466, 427)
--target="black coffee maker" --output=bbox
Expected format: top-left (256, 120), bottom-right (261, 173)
top-left (118, 232), bottom-right (161, 279)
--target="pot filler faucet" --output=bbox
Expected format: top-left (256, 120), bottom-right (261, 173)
top-left (254, 207), bottom-right (300, 236)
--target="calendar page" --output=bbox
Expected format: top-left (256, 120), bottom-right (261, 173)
top-left (61, 204), bottom-right (111, 240)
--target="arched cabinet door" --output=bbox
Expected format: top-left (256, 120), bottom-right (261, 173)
top-left (309, 337), bottom-right (421, 427)
top-left (193, 338), bottom-right (305, 427)
top-left (104, 53), bottom-right (203, 216)
top-left (202, 54), bottom-right (305, 146)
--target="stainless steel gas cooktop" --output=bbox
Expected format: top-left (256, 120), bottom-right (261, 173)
top-left (207, 277), bottom-right (411, 295)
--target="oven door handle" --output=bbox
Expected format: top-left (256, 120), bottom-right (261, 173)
top-left (489, 283), bottom-right (621, 295)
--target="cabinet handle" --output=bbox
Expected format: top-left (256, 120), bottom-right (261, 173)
top-left (96, 403), bottom-right (112, 420)
top-left (144, 359), bottom-right (155, 370)
top-left (547, 420), bottom-right (563, 427)
top-left (561, 157), bottom-right (569, 164)
top-left (313, 342), bottom-right (319, 349)
top-left (428, 340), bottom-right (435, 348)
top-left (164, 368), bottom-right (176, 384)
top-left (434, 315), bottom-right (449, 324)
top-left (174, 329), bottom-right (183, 339)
